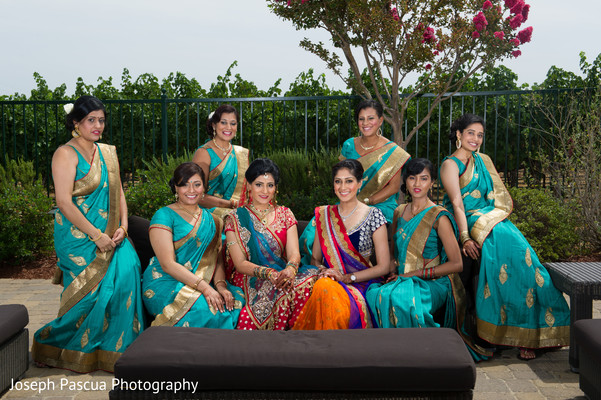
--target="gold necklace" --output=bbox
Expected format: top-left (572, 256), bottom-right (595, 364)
top-left (212, 138), bottom-right (231, 156)
top-left (177, 203), bottom-right (201, 219)
top-left (410, 202), bottom-right (429, 217)
top-left (249, 204), bottom-right (273, 224)
top-left (359, 136), bottom-right (376, 151)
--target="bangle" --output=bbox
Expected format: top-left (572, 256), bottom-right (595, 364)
top-left (420, 267), bottom-right (436, 280)
top-left (120, 226), bottom-right (128, 238)
top-left (214, 279), bottom-right (227, 288)
top-left (89, 228), bottom-right (103, 242)
top-left (459, 231), bottom-right (471, 245)
top-left (194, 277), bottom-right (203, 290)
top-left (364, 197), bottom-right (370, 205)
top-left (230, 199), bottom-right (238, 209)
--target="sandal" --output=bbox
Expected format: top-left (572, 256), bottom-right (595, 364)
top-left (518, 348), bottom-right (536, 361)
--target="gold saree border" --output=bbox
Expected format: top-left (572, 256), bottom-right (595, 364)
top-left (32, 336), bottom-right (121, 373)
top-left (152, 215), bottom-right (222, 326)
top-left (401, 205), bottom-right (444, 274)
top-left (477, 318), bottom-right (570, 348)
top-left (57, 144), bottom-right (120, 318)
top-left (210, 145), bottom-right (249, 219)
top-left (469, 153), bottom-right (513, 245)
top-left (71, 144), bottom-right (101, 197)
top-left (357, 143), bottom-right (410, 201)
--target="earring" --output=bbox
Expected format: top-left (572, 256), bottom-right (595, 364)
top-left (72, 128), bottom-right (80, 138)
top-left (377, 128), bottom-right (383, 136)
top-left (175, 193), bottom-right (179, 201)
top-left (456, 138), bottom-right (462, 149)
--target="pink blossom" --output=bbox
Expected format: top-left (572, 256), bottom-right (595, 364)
top-left (512, 50), bottom-right (522, 57)
top-left (391, 7), bottom-right (400, 21)
top-left (510, 38), bottom-right (520, 46)
top-left (517, 26), bottom-right (533, 43)
top-left (422, 27), bottom-right (437, 43)
top-left (473, 11), bottom-right (488, 31)
top-left (510, 0), bottom-right (524, 15)
top-left (425, 64), bottom-right (432, 70)
top-left (483, 0), bottom-right (493, 10)
top-left (494, 31), bottom-right (504, 40)
top-left (509, 14), bottom-right (523, 29)
top-left (504, 0), bottom-right (517, 7)
top-left (472, 31), bottom-right (481, 39)
top-left (521, 4), bottom-right (530, 21)
top-left (433, 50), bottom-right (440, 56)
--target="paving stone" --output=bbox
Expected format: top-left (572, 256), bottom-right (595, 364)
top-left (514, 393), bottom-right (548, 400)
top-left (505, 379), bottom-right (539, 393)
top-left (474, 377), bottom-right (510, 393)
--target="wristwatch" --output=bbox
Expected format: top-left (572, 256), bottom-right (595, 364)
top-left (350, 273), bottom-right (357, 283)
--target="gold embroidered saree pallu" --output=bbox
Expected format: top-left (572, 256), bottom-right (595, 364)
top-left (294, 206), bottom-right (376, 330)
top-left (32, 144), bottom-right (144, 373)
top-left (202, 144), bottom-right (249, 219)
top-left (142, 207), bottom-right (243, 328)
top-left (442, 153), bottom-right (570, 348)
top-left (366, 205), bottom-right (491, 360)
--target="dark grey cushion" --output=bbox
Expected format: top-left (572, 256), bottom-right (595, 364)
top-left (0, 304), bottom-right (29, 344)
top-left (128, 215), bottom-right (154, 272)
top-left (115, 327), bottom-right (476, 392)
top-left (574, 319), bottom-right (601, 362)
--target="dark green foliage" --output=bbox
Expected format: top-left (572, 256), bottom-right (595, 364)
top-left (125, 152), bottom-right (192, 219)
top-left (508, 187), bottom-right (581, 262)
top-left (0, 158), bottom-right (38, 189)
top-left (266, 148), bottom-right (339, 220)
top-left (0, 180), bottom-right (54, 262)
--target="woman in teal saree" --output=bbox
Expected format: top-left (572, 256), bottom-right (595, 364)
top-left (366, 158), bottom-right (491, 361)
top-left (439, 114), bottom-right (570, 360)
top-left (142, 162), bottom-right (244, 328)
top-left (299, 100), bottom-right (410, 263)
top-left (32, 96), bottom-right (144, 373)
top-left (192, 104), bottom-right (249, 220)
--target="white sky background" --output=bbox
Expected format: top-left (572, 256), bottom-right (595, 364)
top-left (1, 0), bottom-right (600, 96)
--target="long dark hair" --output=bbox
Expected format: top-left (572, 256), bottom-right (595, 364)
top-left (65, 96), bottom-right (106, 131)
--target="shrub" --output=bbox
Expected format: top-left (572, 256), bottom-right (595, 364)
top-left (508, 186), bottom-right (581, 262)
top-left (0, 181), bottom-right (54, 262)
top-left (125, 152), bottom-right (191, 219)
top-left (0, 158), bottom-right (38, 190)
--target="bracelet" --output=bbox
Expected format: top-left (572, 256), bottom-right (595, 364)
top-left (89, 228), bottom-right (103, 242)
top-left (120, 226), bottom-right (128, 238)
top-left (214, 279), bottom-right (227, 288)
top-left (363, 197), bottom-right (370, 205)
top-left (459, 231), bottom-right (471, 245)
top-left (194, 277), bottom-right (203, 291)
top-left (230, 199), bottom-right (238, 209)
top-left (420, 267), bottom-right (436, 280)
top-left (254, 266), bottom-right (275, 280)
top-left (225, 241), bottom-right (237, 249)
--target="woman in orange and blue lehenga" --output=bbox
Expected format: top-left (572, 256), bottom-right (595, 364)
top-left (293, 159), bottom-right (390, 330)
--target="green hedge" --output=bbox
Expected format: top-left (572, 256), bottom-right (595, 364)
top-left (508, 186), bottom-right (581, 262)
top-left (0, 159), bottom-right (54, 262)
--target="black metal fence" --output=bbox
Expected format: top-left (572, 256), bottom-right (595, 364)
top-left (0, 89), bottom-right (580, 192)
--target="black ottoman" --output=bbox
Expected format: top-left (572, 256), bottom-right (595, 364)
top-left (110, 327), bottom-right (476, 399)
top-left (0, 304), bottom-right (29, 394)
top-left (574, 319), bottom-right (601, 400)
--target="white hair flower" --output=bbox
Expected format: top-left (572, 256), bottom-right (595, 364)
top-left (63, 103), bottom-right (74, 114)
top-left (208, 111), bottom-right (215, 120)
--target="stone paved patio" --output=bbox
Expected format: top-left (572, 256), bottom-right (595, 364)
top-left (1, 278), bottom-right (599, 400)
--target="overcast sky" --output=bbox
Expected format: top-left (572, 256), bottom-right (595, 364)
top-left (1, 0), bottom-right (600, 96)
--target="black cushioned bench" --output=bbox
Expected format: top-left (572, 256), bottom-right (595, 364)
top-left (109, 326), bottom-right (476, 399)
top-left (0, 304), bottom-right (29, 394)
top-left (574, 319), bottom-right (601, 400)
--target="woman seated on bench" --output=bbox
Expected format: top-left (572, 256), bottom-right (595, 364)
top-left (142, 162), bottom-right (244, 328)
top-left (293, 159), bottom-right (390, 330)
top-left (365, 158), bottom-right (490, 360)
top-left (224, 158), bottom-right (320, 330)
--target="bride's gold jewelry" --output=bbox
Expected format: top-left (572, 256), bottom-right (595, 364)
top-left (359, 136), bottom-right (376, 151)
top-left (249, 203), bottom-right (273, 224)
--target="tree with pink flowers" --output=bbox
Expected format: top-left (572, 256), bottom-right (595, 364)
top-left (268, 0), bottom-right (533, 146)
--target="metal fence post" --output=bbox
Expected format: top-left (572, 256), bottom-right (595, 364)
top-left (161, 89), bottom-right (168, 162)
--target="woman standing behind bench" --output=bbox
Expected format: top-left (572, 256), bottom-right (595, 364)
top-left (293, 159), bottom-right (390, 329)
top-left (225, 159), bottom-right (319, 330)
top-left (32, 96), bottom-right (144, 373)
top-left (299, 99), bottom-right (410, 264)
top-left (142, 162), bottom-right (244, 328)
top-left (366, 158), bottom-right (490, 360)
top-left (439, 113), bottom-right (570, 360)
top-left (192, 104), bottom-right (248, 220)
